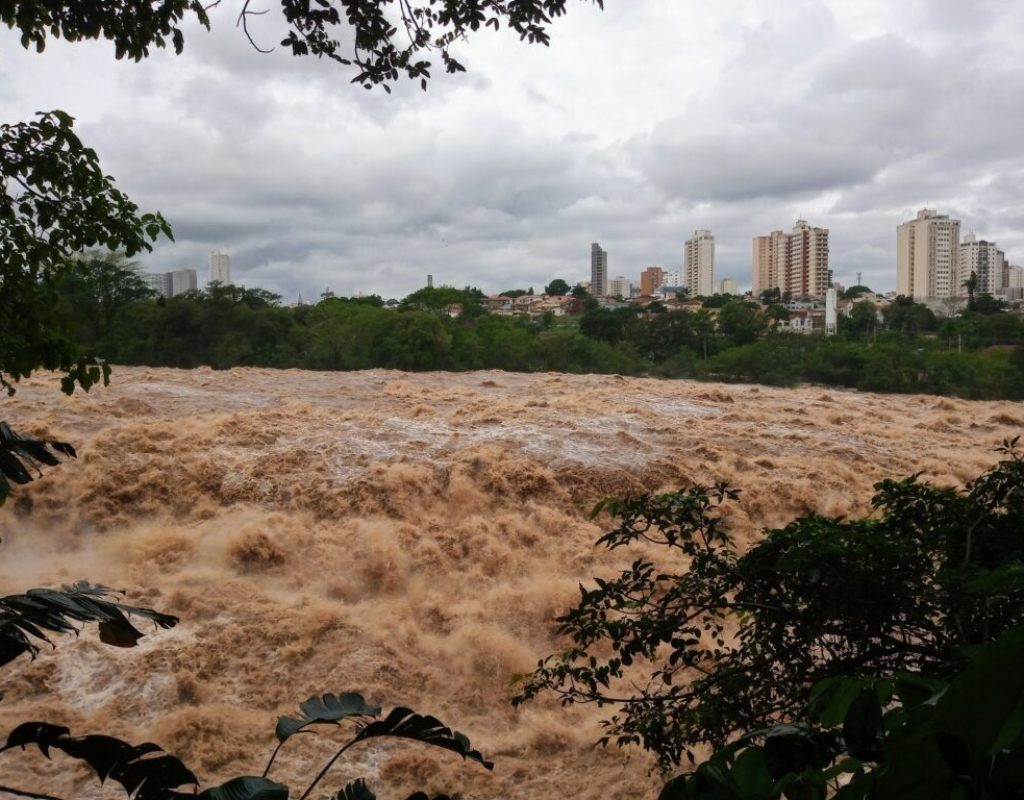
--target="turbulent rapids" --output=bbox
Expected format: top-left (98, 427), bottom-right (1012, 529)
top-left (1, 367), bottom-right (1021, 798)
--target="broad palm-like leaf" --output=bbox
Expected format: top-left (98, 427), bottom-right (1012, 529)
top-left (0, 581), bottom-right (178, 667)
top-left (276, 693), bottom-right (381, 742)
top-left (355, 709), bottom-right (493, 770)
top-left (196, 775), bottom-right (290, 800)
top-left (2, 722), bottom-right (198, 799)
top-left (0, 420), bottom-right (75, 505)
top-left (335, 779), bottom-right (375, 800)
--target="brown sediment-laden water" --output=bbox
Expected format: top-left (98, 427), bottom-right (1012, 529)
top-left (1, 367), bottom-right (1020, 798)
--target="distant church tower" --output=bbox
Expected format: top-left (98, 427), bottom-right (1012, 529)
top-left (209, 251), bottom-right (232, 285)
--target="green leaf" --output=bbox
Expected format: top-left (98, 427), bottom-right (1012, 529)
top-left (808, 677), bottom-right (870, 728)
top-left (0, 421), bottom-right (75, 506)
top-left (0, 582), bottom-right (177, 667)
top-left (355, 708), bottom-right (493, 770)
top-left (842, 689), bottom-right (883, 760)
top-left (198, 776), bottom-right (289, 800)
top-left (334, 779), bottom-right (374, 800)
top-left (730, 746), bottom-right (773, 796)
top-left (275, 693), bottom-right (381, 742)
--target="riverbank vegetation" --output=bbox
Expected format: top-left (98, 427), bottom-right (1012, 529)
top-left (47, 255), bottom-right (1024, 400)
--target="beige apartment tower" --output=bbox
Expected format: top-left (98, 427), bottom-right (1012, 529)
top-left (896, 209), bottom-right (961, 300)
top-left (640, 266), bottom-right (665, 296)
top-left (685, 229), bottom-right (715, 297)
top-left (752, 220), bottom-right (829, 299)
top-left (959, 233), bottom-right (1005, 296)
top-left (590, 242), bottom-right (608, 297)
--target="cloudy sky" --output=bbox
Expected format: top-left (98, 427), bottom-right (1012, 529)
top-left (3, 0), bottom-right (1023, 300)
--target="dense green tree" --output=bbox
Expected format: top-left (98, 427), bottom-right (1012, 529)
top-left (884, 295), bottom-right (936, 336)
top-left (54, 251), bottom-right (154, 351)
top-left (840, 299), bottom-right (879, 341)
top-left (698, 293), bottom-right (737, 309)
top-left (377, 311), bottom-right (453, 369)
top-left (632, 311), bottom-right (696, 363)
top-left (305, 299), bottom-right (392, 370)
top-left (963, 270), bottom-right (979, 312)
top-left (972, 292), bottom-right (1008, 315)
top-left (842, 284), bottom-right (873, 299)
top-left (763, 302), bottom-right (789, 323)
top-left (516, 446), bottom-right (1024, 774)
top-left (716, 300), bottom-right (767, 346)
top-left (579, 306), bottom-right (637, 344)
top-left (758, 288), bottom-right (782, 304)
top-left (399, 285), bottom-right (481, 312)
top-left (545, 278), bottom-right (570, 296)
top-left (0, 111), bottom-right (171, 395)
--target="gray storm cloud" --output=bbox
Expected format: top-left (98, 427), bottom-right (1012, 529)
top-left (2, 0), bottom-right (1024, 297)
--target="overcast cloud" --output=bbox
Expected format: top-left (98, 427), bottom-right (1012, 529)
top-left (2, 0), bottom-right (1023, 299)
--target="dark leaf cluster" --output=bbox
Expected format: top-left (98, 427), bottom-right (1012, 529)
top-left (0, 420), bottom-right (75, 506)
top-left (0, 581), bottom-right (178, 668)
top-left (1, 111), bottom-right (169, 394)
top-left (515, 445), bottom-right (1024, 770)
top-left (2, 692), bottom-right (491, 800)
top-left (659, 623), bottom-right (1024, 799)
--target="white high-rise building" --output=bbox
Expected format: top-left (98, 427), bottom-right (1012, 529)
top-left (685, 229), bottom-right (715, 297)
top-left (959, 233), bottom-right (1006, 296)
top-left (1005, 266), bottom-right (1024, 301)
top-left (590, 242), bottom-right (608, 297)
top-left (607, 276), bottom-right (632, 298)
top-left (897, 209), bottom-right (961, 300)
top-left (663, 269), bottom-right (683, 287)
top-left (144, 269), bottom-right (197, 298)
top-left (170, 269), bottom-right (198, 296)
top-left (718, 277), bottom-right (739, 295)
top-left (143, 272), bottom-right (172, 298)
top-left (209, 251), bottom-right (232, 285)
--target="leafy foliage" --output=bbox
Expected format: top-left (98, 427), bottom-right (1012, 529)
top-left (658, 623), bottom-right (1024, 799)
top-left (0, 110), bottom-right (170, 394)
top-left (2, 722), bottom-right (199, 799)
top-left (276, 692), bottom-right (382, 742)
top-left (0, 420), bottom-right (75, 506)
top-left (197, 776), bottom-right (290, 800)
top-left (3, 0), bottom-right (600, 90)
top-left (354, 707), bottom-right (494, 770)
top-left (1, 692), bottom-right (491, 800)
top-left (0, 581), bottom-right (179, 667)
top-left (1, 0), bottom-right (210, 60)
top-left (515, 443), bottom-right (1024, 769)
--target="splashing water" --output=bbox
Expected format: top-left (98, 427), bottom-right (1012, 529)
top-left (0, 367), bottom-right (1017, 798)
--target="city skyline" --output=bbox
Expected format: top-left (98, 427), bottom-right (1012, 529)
top-left (7, 2), bottom-right (1021, 300)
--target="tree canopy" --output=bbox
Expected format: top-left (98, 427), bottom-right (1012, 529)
top-left (2, 0), bottom-right (603, 90)
top-left (515, 445), bottom-right (1024, 770)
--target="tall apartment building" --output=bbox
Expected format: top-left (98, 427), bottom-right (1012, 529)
top-left (607, 276), bottom-right (632, 298)
top-left (685, 229), bottom-right (715, 297)
top-left (662, 269), bottom-right (683, 287)
top-left (718, 277), bottom-right (739, 295)
top-left (209, 251), bottom-right (232, 285)
top-left (590, 243), bottom-right (608, 297)
top-left (143, 272), bottom-right (172, 298)
top-left (171, 269), bottom-right (198, 296)
top-left (751, 220), bottom-right (829, 298)
top-left (960, 233), bottom-right (1006, 296)
top-left (1005, 265), bottom-right (1024, 301)
top-left (896, 209), bottom-right (961, 300)
top-left (752, 231), bottom-right (787, 296)
top-left (143, 269), bottom-right (197, 298)
top-left (640, 266), bottom-right (665, 296)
